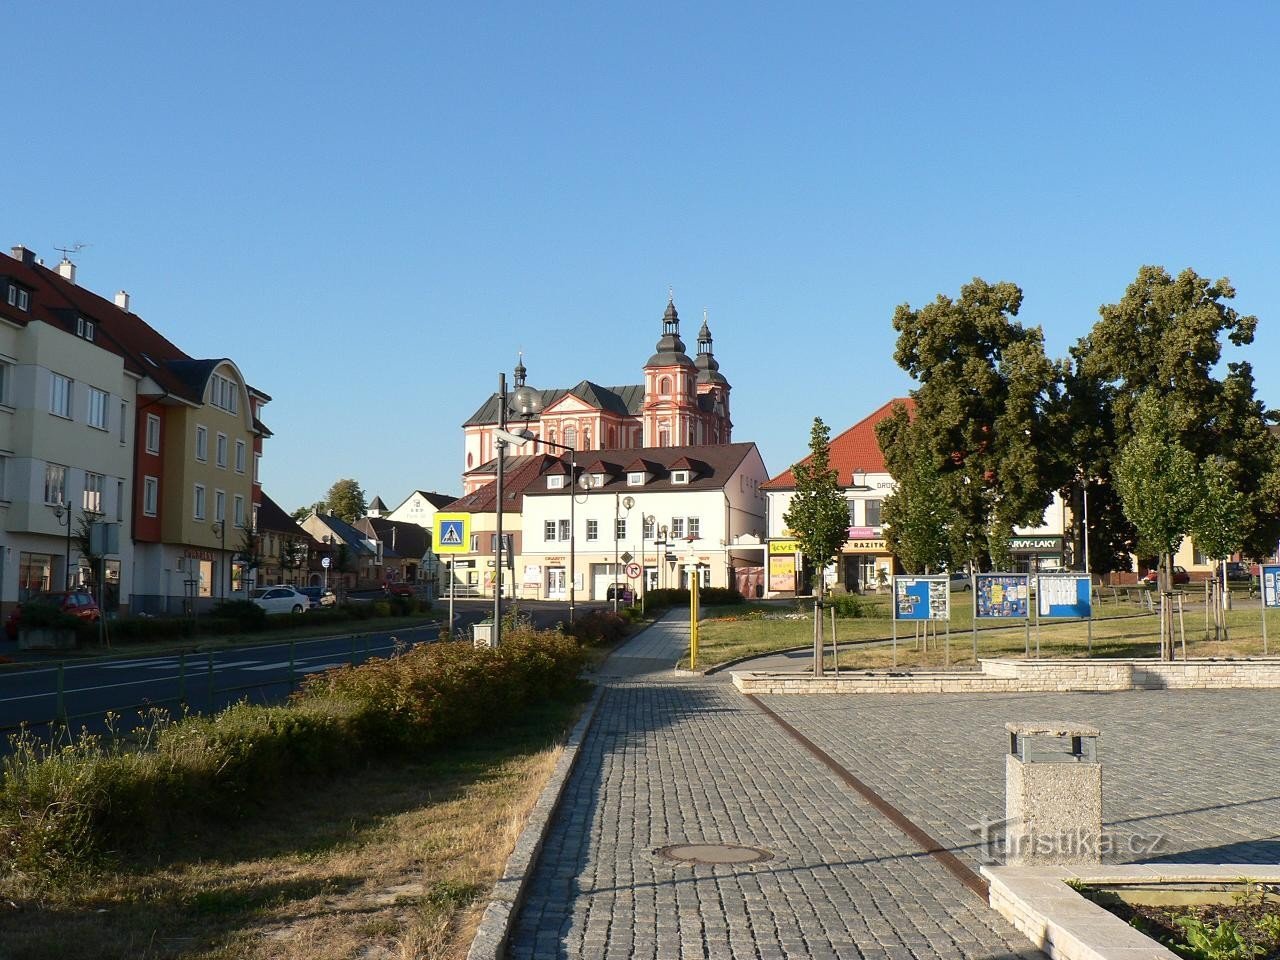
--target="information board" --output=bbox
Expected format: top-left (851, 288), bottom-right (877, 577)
top-left (1262, 565), bottom-right (1280, 609)
top-left (975, 574), bottom-right (1029, 619)
top-left (1035, 574), bottom-right (1092, 618)
top-left (893, 576), bottom-right (949, 621)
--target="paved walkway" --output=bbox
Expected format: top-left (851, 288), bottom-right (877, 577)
top-left (508, 613), bottom-right (1043, 959)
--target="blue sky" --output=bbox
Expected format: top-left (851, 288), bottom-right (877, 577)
top-left (8, 2), bottom-right (1280, 513)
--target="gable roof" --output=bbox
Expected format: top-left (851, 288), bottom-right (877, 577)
top-left (354, 516), bottom-right (430, 558)
top-left (312, 513), bottom-right (378, 555)
top-left (762, 398), bottom-right (915, 491)
top-left (524, 442), bottom-right (761, 497)
top-left (0, 247), bottom-right (271, 419)
top-left (445, 454), bottom-right (564, 514)
top-left (257, 492), bottom-right (305, 534)
top-left (391, 490), bottom-right (458, 512)
top-left (463, 381), bottom-right (643, 426)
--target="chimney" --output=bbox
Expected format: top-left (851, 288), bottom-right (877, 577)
top-left (10, 245), bottom-right (36, 266)
top-left (115, 290), bottom-right (130, 311)
top-left (57, 258), bottom-right (76, 284)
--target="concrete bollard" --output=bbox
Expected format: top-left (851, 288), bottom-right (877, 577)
top-left (1005, 721), bottom-right (1101, 865)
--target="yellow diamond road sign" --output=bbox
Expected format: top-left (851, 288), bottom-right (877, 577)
top-left (434, 513), bottom-right (471, 554)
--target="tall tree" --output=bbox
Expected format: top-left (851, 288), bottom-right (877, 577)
top-left (888, 278), bottom-right (1065, 569)
top-left (323, 479), bottom-right (367, 524)
top-left (1113, 392), bottom-right (1203, 658)
top-left (876, 403), bottom-right (952, 574)
top-left (783, 417), bottom-right (850, 677)
top-left (1190, 455), bottom-right (1250, 639)
top-left (1077, 266), bottom-right (1280, 561)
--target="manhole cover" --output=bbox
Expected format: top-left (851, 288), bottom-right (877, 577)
top-left (654, 843), bottom-right (773, 865)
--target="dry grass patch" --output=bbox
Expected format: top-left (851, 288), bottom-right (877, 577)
top-left (0, 701), bottom-right (576, 960)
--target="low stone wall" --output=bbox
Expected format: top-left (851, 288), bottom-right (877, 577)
top-left (732, 657), bottom-right (1280, 695)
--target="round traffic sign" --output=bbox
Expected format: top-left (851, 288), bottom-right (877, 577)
top-left (625, 562), bottom-right (641, 579)
top-left (321, 557), bottom-right (331, 569)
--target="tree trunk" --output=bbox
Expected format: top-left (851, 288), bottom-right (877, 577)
top-left (813, 577), bottom-right (825, 678)
top-left (1161, 553), bottom-right (1174, 660)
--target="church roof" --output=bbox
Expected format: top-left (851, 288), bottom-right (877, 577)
top-left (463, 381), bottom-right (643, 426)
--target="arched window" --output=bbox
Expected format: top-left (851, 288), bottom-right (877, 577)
top-left (583, 429), bottom-right (592, 450)
top-left (660, 376), bottom-right (671, 395)
top-left (659, 422), bottom-right (670, 447)
top-left (467, 452), bottom-right (474, 468)
top-left (607, 427), bottom-right (616, 449)
top-left (564, 425), bottom-right (578, 449)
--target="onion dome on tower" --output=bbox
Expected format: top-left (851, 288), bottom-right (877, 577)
top-left (694, 311), bottom-right (728, 386)
top-left (645, 297), bottom-right (696, 369)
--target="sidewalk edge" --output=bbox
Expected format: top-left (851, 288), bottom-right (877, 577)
top-left (465, 682), bottom-right (606, 960)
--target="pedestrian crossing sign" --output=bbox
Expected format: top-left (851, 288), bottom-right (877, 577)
top-left (434, 513), bottom-right (470, 554)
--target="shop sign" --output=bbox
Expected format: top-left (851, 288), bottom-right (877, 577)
top-left (847, 526), bottom-right (878, 539)
top-left (846, 539), bottom-right (886, 552)
top-left (183, 548), bottom-right (214, 562)
top-left (1009, 536), bottom-right (1063, 553)
top-left (769, 540), bottom-right (800, 555)
top-left (769, 554), bottom-right (796, 591)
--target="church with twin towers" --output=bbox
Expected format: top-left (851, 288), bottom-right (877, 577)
top-left (461, 297), bottom-right (733, 490)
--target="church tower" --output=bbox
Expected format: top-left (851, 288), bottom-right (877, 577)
top-left (694, 312), bottom-right (732, 444)
top-left (642, 297), bottom-right (699, 447)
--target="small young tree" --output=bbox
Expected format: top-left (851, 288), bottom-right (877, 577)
top-left (877, 404), bottom-right (952, 574)
top-left (279, 535), bottom-right (307, 585)
top-left (1190, 456), bottom-right (1249, 639)
top-left (1113, 392), bottom-right (1203, 658)
top-left (783, 417), bottom-right (851, 676)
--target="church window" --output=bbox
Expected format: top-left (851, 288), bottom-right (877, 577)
top-left (564, 425), bottom-right (577, 449)
top-left (660, 377), bottom-right (671, 395)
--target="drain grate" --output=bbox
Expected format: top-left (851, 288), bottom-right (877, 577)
top-left (654, 843), bottom-right (773, 865)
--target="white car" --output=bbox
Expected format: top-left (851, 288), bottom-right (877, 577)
top-left (250, 586), bottom-right (309, 614)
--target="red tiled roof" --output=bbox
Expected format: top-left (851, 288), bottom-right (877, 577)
top-left (762, 398), bottom-right (915, 490)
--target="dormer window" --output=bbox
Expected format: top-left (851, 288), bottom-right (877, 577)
top-left (591, 472), bottom-right (606, 488)
top-left (76, 317), bottom-right (95, 342)
top-left (547, 475), bottom-right (565, 490)
top-left (6, 284), bottom-right (29, 312)
top-left (627, 472), bottom-right (646, 486)
top-left (672, 470), bottom-right (690, 484)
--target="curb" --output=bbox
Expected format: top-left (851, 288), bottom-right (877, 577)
top-left (464, 681), bottom-right (607, 960)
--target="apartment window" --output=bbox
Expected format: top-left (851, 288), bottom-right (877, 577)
top-left (193, 484), bottom-right (206, 520)
top-left (143, 476), bottom-right (158, 516)
top-left (76, 317), bottom-right (96, 342)
top-left (643, 516), bottom-right (655, 539)
top-left (146, 414), bottom-right (161, 454)
top-left (83, 472), bottom-right (104, 514)
top-left (44, 464), bottom-right (67, 505)
top-left (547, 475), bottom-right (564, 490)
top-left (628, 472), bottom-right (645, 486)
top-left (0, 360), bottom-right (11, 405)
top-left (544, 520), bottom-right (557, 541)
top-left (847, 501), bottom-right (858, 525)
top-left (671, 517), bottom-right (685, 538)
top-left (117, 480), bottom-right (124, 522)
top-left (50, 373), bottom-right (73, 418)
top-left (119, 400), bottom-right (127, 443)
top-left (215, 490), bottom-right (225, 523)
top-left (488, 533), bottom-right (513, 552)
top-left (252, 504), bottom-right (259, 532)
top-left (235, 440), bottom-right (246, 473)
top-left (195, 425), bottom-right (208, 461)
top-left (591, 472), bottom-right (606, 488)
top-left (865, 499), bottom-right (883, 527)
top-left (687, 517), bottom-right (700, 539)
top-left (586, 520), bottom-right (598, 541)
top-left (558, 519), bottom-right (571, 540)
top-left (254, 453), bottom-right (261, 483)
top-left (615, 518), bottom-right (626, 540)
top-left (7, 284), bottom-right (29, 311)
top-left (88, 387), bottom-right (109, 430)
top-left (672, 470), bottom-right (689, 484)
top-left (209, 373), bottom-right (239, 414)
top-left (0, 454), bottom-right (7, 500)
top-left (234, 494), bottom-right (245, 528)
top-left (216, 432), bottom-right (228, 468)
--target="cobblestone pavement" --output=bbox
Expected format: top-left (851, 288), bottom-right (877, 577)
top-left (508, 613), bottom-right (1044, 959)
top-left (759, 687), bottom-right (1280, 871)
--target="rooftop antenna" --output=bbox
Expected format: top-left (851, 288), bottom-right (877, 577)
top-left (54, 241), bottom-right (90, 260)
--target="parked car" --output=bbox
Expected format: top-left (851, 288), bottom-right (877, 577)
top-left (1224, 561), bottom-right (1251, 582)
top-left (605, 582), bottom-right (635, 603)
top-left (948, 572), bottom-right (972, 592)
top-left (5, 590), bottom-right (101, 638)
top-left (1142, 566), bottom-right (1190, 586)
top-left (383, 581), bottom-right (415, 598)
top-left (249, 585), bottom-right (310, 614)
top-left (298, 585), bottom-right (336, 609)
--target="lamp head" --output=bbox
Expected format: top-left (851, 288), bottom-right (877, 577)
top-left (509, 384), bottom-right (543, 419)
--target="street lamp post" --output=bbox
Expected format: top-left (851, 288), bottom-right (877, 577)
top-left (491, 370), bottom-right (543, 647)
top-left (505, 430), bottom-right (577, 624)
top-left (211, 521), bottom-right (227, 601)
top-left (52, 501), bottom-right (74, 590)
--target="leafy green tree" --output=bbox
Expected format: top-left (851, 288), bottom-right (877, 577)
top-left (876, 403), bottom-right (952, 574)
top-left (783, 417), bottom-right (850, 676)
top-left (323, 480), bottom-right (366, 524)
top-left (889, 278), bottom-right (1065, 568)
top-left (1077, 266), bottom-right (1280, 560)
top-left (290, 504), bottom-right (321, 523)
top-left (1191, 456), bottom-right (1250, 639)
top-left (1113, 392), bottom-right (1203, 658)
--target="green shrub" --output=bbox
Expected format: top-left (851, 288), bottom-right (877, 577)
top-left (211, 599), bottom-right (267, 630)
top-left (699, 587), bottom-right (744, 606)
top-left (644, 588), bottom-right (689, 609)
top-left (565, 611), bottom-right (629, 646)
top-left (828, 594), bottom-right (867, 618)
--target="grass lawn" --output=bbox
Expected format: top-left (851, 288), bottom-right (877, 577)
top-left (688, 591), bottom-right (1280, 670)
top-left (0, 697), bottom-right (581, 960)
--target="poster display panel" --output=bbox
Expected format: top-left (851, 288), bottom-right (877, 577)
top-left (1036, 573), bottom-right (1092, 618)
top-left (975, 574), bottom-right (1029, 619)
top-left (893, 575), bottom-right (949, 621)
top-left (1262, 565), bottom-right (1280, 609)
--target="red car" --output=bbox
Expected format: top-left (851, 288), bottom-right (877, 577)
top-left (383, 581), bottom-right (415, 598)
top-left (5, 590), bottom-right (101, 638)
top-left (1142, 566), bottom-right (1190, 586)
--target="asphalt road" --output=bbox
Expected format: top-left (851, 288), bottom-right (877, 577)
top-left (0, 599), bottom-right (606, 737)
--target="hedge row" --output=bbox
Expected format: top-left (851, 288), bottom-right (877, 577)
top-left (0, 625), bottom-right (586, 882)
top-left (643, 587), bottom-right (744, 609)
